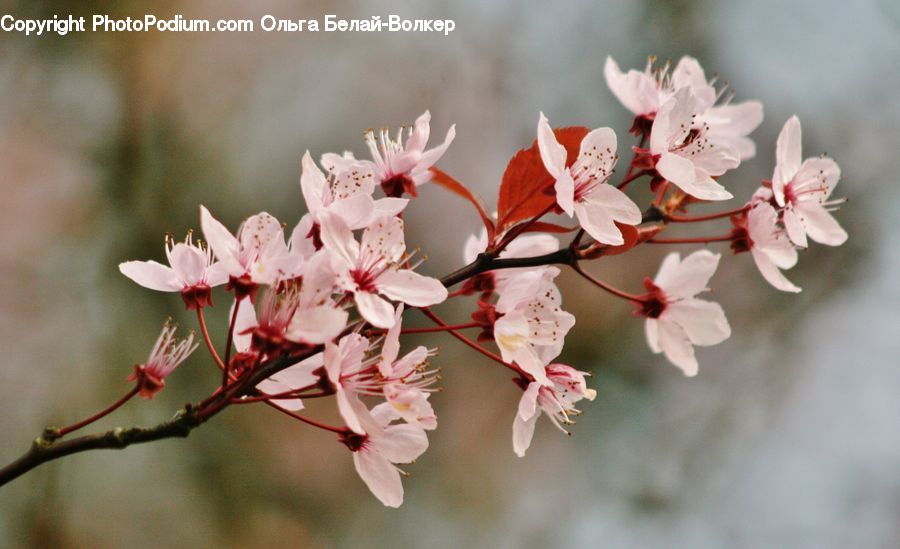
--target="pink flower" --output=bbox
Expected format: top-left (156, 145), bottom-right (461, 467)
top-left (318, 212), bottom-right (448, 329)
top-left (772, 116), bottom-right (847, 247)
top-left (493, 267), bottom-right (575, 384)
top-left (359, 110), bottom-right (456, 198)
top-left (733, 203), bottom-right (802, 293)
top-left (377, 305), bottom-right (438, 430)
top-left (639, 250), bottom-right (731, 376)
top-left (300, 150), bottom-right (378, 230)
top-left (119, 232), bottom-right (228, 310)
top-left (340, 400), bottom-right (428, 508)
top-left (129, 323), bottom-right (198, 399)
top-left (325, 333), bottom-right (382, 434)
top-left (319, 151), bottom-right (410, 220)
top-left (537, 113), bottom-right (642, 245)
top-left (649, 88), bottom-right (739, 201)
top-left (512, 363), bottom-right (596, 457)
top-left (605, 56), bottom-right (763, 159)
top-left (200, 206), bottom-right (290, 299)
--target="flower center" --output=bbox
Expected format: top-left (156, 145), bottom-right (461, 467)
top-left (339, 430), bottom-right (369, 452)
top-left (381, 174), bottom-right (417, 198)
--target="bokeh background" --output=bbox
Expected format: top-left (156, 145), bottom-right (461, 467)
top-left (1, 0), bottom-right (898, 547)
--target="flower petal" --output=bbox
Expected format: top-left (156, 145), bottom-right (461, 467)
top-left (776, 116), bottom-right (802, 182)
top-left (377, 269), bottom-right (448, 307)
top-left (798, 202), bottom-right (848, 246)
top-left (657, 319), bottom-right (698, 377)
top-left (286, 305), bottom-right (349, 344)
top-left (200, 205), bottom-right (240, 268)
top-left (300, 150), bottom-right (328, 213)
top-left (119, 261), bottom-right (179, 292)
top-left (537, 112), bottom-right (567, 178)
top-left (654, 250), bottom-right (721, 300)
top-left (665, 299), bottom-right (731, 346)
top-left (752, 248), bottom-right (801, 293)
top-left (355, 291), bottom-right (397, 329)
top-left (353, 450), bottom-right (403, 508)
top-left (379, 423), bottom-right (429, 463)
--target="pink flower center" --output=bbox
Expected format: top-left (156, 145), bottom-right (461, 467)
top-left (381, 174), bottom-right (417, 198)
top-left (339, 430), bottom-right (370, 452)
top-left (635, 278), bottom-right (668, 319)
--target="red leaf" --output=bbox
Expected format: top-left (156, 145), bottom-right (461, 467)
top-left (497, 126), bottom-right (589, 231)
top-left (429, 167), bottom-right (495, 236)
top-left (586, 224), bottom-right (662, 257)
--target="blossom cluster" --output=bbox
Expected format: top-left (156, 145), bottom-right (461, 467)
top-left (112, 55), bottom-right (847, 507)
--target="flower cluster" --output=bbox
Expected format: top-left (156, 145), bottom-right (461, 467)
top-left (107, 57), bottom-right (848, 507)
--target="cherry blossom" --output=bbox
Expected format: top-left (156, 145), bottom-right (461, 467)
top-left (129, 323), bottom-right (198, 399)
top-left (605, 56), bottom-right (763, 159)
top-left (639, 250), bottom-right (731, 376)
top-left (512, 363), bottom-right (596, 457)
top-left (119, 232), bottom-right (229, 310)
top-left (537, 113), bottom-right (642, 245)
top-left (493, 267), bottom-right (575, 384)
top-left (325, 333), bottom-right (381, 434)
top-left (318, 212), bottom-right (448, 328)
top-left (200, 206), bottom-right (290, 299)
top-left (649, 88), bottom-right (739, 201)
top-left (340, 400), bottom-right (428, 508)
top-left (772, 116), bottom-right (848, 247)
top-left (377, 305), bottom-right (438, 430)
top-left (301, 150), bottom-right (408, 233)
top-left (733, 203), bottom-right (801, 293)
top-left (358, 110), bottom-right (456, 197)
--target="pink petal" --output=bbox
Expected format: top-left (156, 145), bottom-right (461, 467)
top-left (317, 211), bottom-right (360, 267)
top-left (798, 202), bottom-right (848, 246)
top-left (654, 250), bottom-right (721, 300)
top-left (378, 423), bottom-right (429, 463)
top-left (665, 299), bottom-right (731, 346)
top-left (355, 291), bottom-right (396, 329)
top-left (377, 270), bottom-right (448, 307)
top-left (199, 205), bottom-right (240, 268)
top-left (554, 169), bottom-right (576, 216)
top-left (300, 150), bottom-right (328, 213)
top-left (657, 319), bottom-right (698, 376)
top-left (776, 116), bottom-right (802, 181)
top-left (512, 407), bottom-right (540, 458)
top-left (119, 260), bottom-right (179, 292)
top-left (752, 248), bottom-right (801, 293)
top-left (353, 450), bottom-right (403, 508)
top-left (537, 112), bottom-right (567, 178)
top-left (286, 305), bottom-right (348, 344)
top-left (360, 216), bottom-right (406, 265)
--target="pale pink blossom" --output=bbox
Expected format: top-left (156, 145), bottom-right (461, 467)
top-left (640, 250), bottom-right (731, 376)
top-left (512, 363), bottom-right (596, 457)
top-left (318, 212), bottom-right (448, 328)
top-left (129, 323), bottom-right (198, 399)
top-left (119, 232), bottom-right (229, 309)
top-left (359, 110), bottom-right (456, 197)
top-left (377, 305), bottom-right (438, 430)
top-left (742, 203), bottom-right (802, 293)
top-left (319, 151), bottom-right (409, 219)
top-left (199, 206), bottom-right (290, 296)
top-left (341, 400), bottom-right (428, 508)
top-left (605, 56), bottom-right (763, 159)
top-left (537, 113), bottom-right (642, 245)
top-left (649, 88), bottom-right (739, 201)
top-left (301, 150), bottom-right (407, 233)
top-left (772, 116), bottom-right (847, 247)
top-left (324, 333), bottom-right (382, 434)
top-left (493, 267), bottom-right (575, 384)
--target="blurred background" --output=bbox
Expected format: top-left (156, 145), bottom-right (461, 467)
top-left (1, 0), bottom-right (898, 547)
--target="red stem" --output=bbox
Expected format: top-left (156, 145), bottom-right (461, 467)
top-left (666, 205), bottom-right (749, 223)
top-left (419, 308), bottom-right (528, 378)
top-left (196, 309), bottom-right (226, 371)
top-left (653, 181), bottom-right (670, 207)
top-left (222, 298), bottom-right (243, 387)
top-left (56, 386), bottom-right (140, 437)
top-left (264, 402), bottom-right (346, 434)
top-left (370, 321), bottom-right (482, 335)
top-left (571, 263), bottom-right (644, 302)
top-left (647, 234), bottom-right (734, 244)
top-left (616, 169), bottom-right (651, 190)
